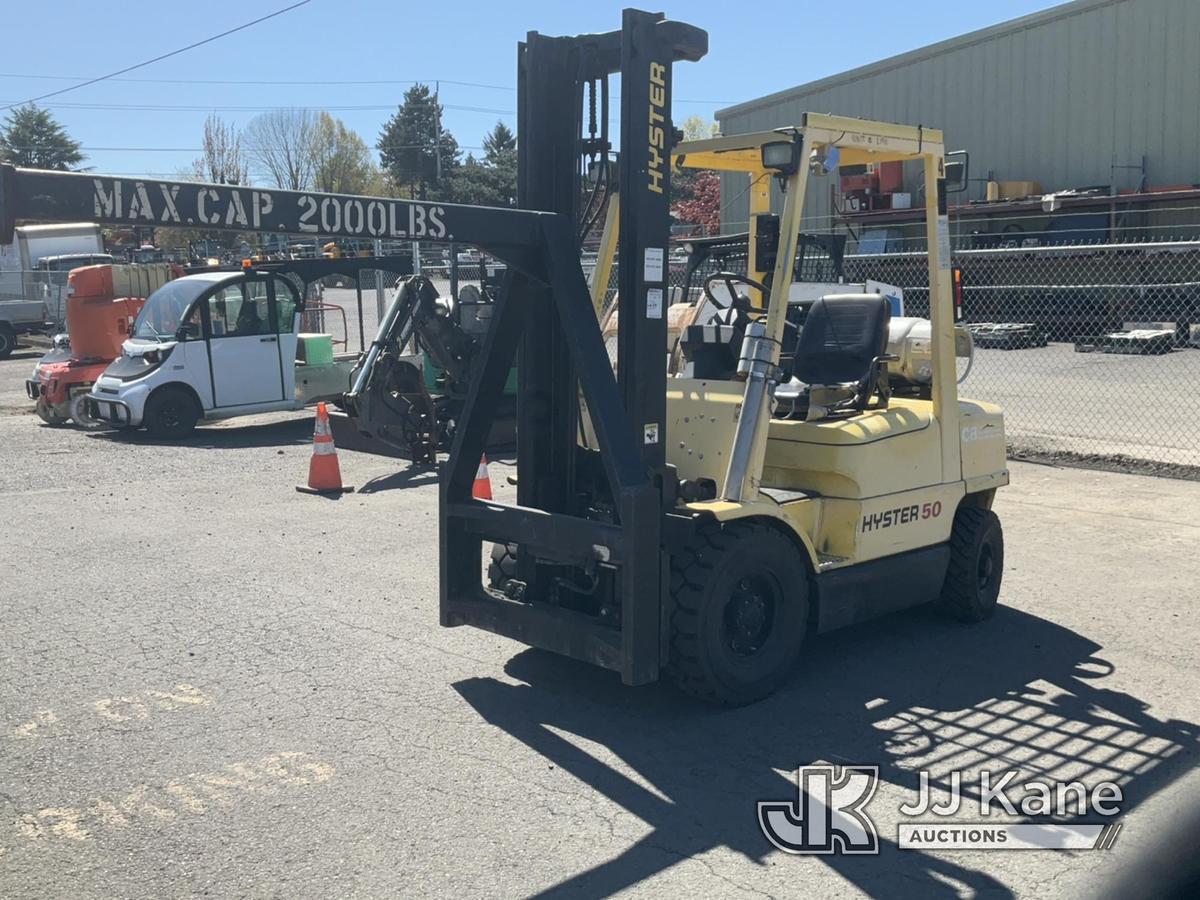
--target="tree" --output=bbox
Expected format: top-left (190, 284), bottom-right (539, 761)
top-left (482, 121), bottom-right (515, 163)
top-left (443, 153), bottom-right (514, 208)
top-left (377, 84), bottom-right (460, 199)
top-left (0, 104), bottom-right (85, 170)
top-left (671, 117), bottom-right (720, 233)
top-left (680, 115), bottom-right (718, 141)
top-left (312, 112), bottom-right (378, 195)
top-left (441, 121), bottom-right (516, 208)
top-left (672, 168), bottom-right (720, 233)
top-left (244, 108), bottom-right (319, 190)
top-left (192, 115), bottom-right (246, 184)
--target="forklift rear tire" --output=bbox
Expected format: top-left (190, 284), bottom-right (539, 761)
top-left (668, 521), bottom-right (809, 706)
top-left (936, 506), bottom-right (1004, 622)
top-left (143, 387), bottom-right (199, 440)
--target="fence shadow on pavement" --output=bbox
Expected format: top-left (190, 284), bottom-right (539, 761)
top-left (453, 605), bottom-right (1198, 899)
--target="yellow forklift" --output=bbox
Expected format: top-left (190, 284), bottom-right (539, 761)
top-left (442, 110), bottom-right (1008, 704)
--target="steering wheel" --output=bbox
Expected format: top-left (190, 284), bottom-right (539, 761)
top-left (701, 272), bottom-right (796, 334)
top-left (702, 272), bottom-right (768, 319)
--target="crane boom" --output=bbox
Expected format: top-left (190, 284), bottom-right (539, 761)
top-left (0, 165), bottom-right (551, 268)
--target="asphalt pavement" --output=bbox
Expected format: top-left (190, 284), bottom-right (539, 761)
top-left (1, 347), bottom-right (1198, 899)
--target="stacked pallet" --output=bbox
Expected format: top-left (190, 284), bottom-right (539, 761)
top-left (966, 322), bottom-right (1048, 350)
top-left (1074, 329), bottom-right (1176, 355)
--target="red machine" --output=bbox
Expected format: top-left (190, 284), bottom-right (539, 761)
top-left (27, 263), bottom-right (175, 426)
top-left (840, 160), bottom-right (906, 212)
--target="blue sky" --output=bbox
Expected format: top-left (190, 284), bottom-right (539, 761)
top-left (1, 0), bottom-right (1062, 182)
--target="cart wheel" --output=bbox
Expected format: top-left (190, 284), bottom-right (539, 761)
top-left (143, 386), bottom-right (199, 439)
top-left (936, 506), bottom-right (1004, 622)
top-left (36, 399), bottom-right (69, 426)
top-left (668, 520), bottom-right (809, 706)
top-left (68, 393), bottom-right (104, 430)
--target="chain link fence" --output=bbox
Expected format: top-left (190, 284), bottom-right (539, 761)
top-left (584, 228), bottom-right (1200, 473)
top-left (242, 220), bottom-right (1200, 472)
top-left (844, 240), bottom-right (1200, 470)
top-left (11, 222), bottom-right (1194, 471)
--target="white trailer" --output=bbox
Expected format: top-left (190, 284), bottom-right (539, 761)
top-left (0, 224), bottom-right (106, 356)
top-left (0, 223), bottom-right (104, 272)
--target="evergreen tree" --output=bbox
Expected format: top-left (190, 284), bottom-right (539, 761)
top-left (0, 104), bottom-right (85, 170)
top-left (441, 121), bottom-right (517, 208)
top-left (377, 85), bottom-right (460, 199)
top-left (482, 121), bottom-right (516, 163)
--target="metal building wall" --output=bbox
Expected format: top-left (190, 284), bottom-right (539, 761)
top-left (715, 0), bottom-right (1200, 231)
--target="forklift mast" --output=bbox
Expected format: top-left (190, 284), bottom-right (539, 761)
top-left (442, 10), bottom-right (707, 686)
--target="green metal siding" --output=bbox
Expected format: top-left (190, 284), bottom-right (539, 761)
top-left (716, 0), bottom-right (1200, 231)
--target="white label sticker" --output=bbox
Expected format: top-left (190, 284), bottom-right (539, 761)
top-left (643, 423), bottom-right (659, 445)
top-left (643, 247), bottom-right (664, 282)
top-left (646, 287), bottom-right (663, 319)
top-left (936, 215), bottom-right (952, 270)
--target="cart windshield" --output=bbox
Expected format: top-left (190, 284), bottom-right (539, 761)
top-left (131, 279), bottom-right (211, 340)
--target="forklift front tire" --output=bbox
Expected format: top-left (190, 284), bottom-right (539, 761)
top-left (668, 521), bottom-right (809, 706)
top-left (143, 387), bottom-right (199, 440)
top-left (487, 542), bottom-right (519, 591)
top-left (936, 506), bottom-right (1004, 622)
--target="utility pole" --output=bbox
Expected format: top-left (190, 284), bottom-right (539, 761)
top-left (434, 81), bottom-right (442, 190)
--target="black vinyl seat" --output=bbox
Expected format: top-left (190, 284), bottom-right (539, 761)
top-left (778, 294), bottom-right (894, 419)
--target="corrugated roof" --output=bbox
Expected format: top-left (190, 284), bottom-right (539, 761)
top-left (716, 0), bottom-right (1128, 120)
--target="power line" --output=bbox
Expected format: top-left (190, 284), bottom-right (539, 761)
top-left (2, 144), bottom-right (488, 153)
top-left (0, 72), bottom-right (516, 90)
top-left (0, 71), bottom-right (732, 104)
top-left (1, 0), bottom-right (313, 112)
top-left (9, 101), bottom-right (515, 115)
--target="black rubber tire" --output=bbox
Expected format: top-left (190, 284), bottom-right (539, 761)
top-left (487, 542), bottom-right (519, 589)
top-left (36, 400), bottom-right (69, 426)
top-left (0, 324), bottom-right (16, 360)
top-left (143, 386), bottom-right (199, 440)
top-left (667, 520), bottom-right (809, 706)
top-left (936, 506), bottom-right (1004, 622)
top-left (68, 392), bottom-right (105, 430)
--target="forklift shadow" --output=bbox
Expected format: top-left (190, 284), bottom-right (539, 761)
top-left (453, 606), bottom-right (1199, 898)
top-left (86, 416), bottom-right (314, 450)
top-left (357, 468), bottom-right (439, 493)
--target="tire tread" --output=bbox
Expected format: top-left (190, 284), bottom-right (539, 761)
top-left (938, 506), bottom-right (1003, 622)
top-left (666, 520), bottom-right (804, 706)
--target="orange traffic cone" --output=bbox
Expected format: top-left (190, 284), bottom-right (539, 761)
top-left (296, 402), bottom-right (354, 495)
top-left (472, 455), bottom-right (493, 500)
